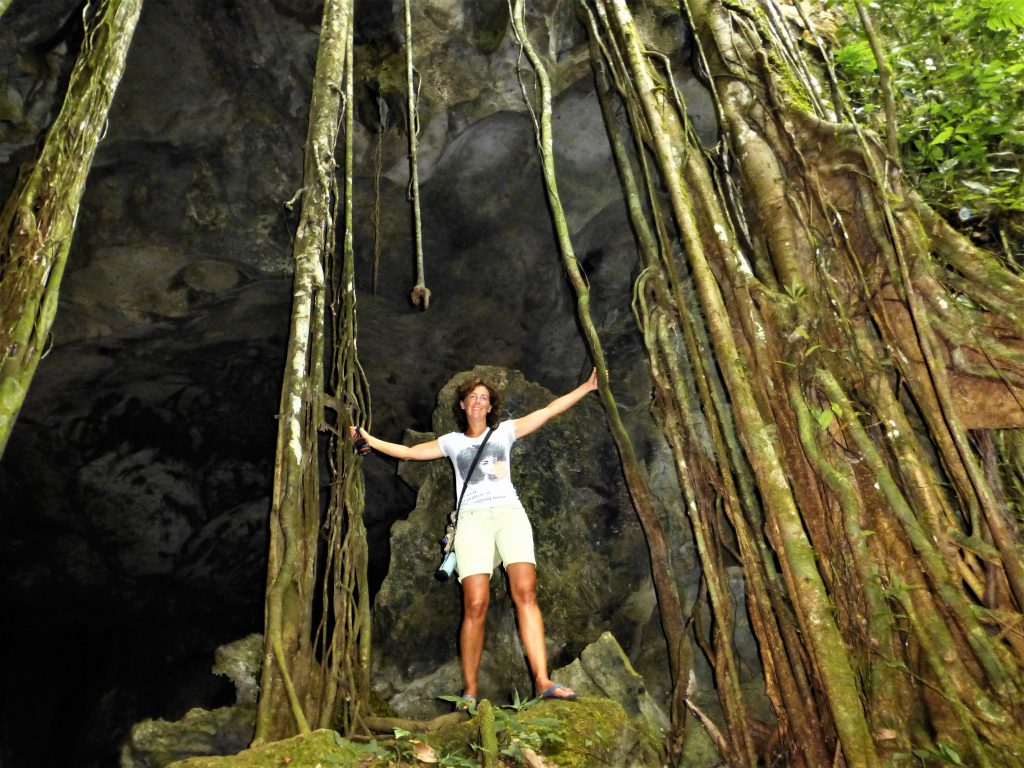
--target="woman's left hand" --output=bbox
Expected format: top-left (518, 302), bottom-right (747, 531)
top-left (584, 367), bottom-right (599, 392)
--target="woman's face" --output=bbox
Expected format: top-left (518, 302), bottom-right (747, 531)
top-left (461, 385), bottom-right (492, 421)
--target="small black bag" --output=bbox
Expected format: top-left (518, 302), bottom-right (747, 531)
top-left (435, 427), bottom-right (493, 582)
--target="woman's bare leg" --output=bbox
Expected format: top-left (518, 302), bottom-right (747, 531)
top-left (507, 562), bottom-right (574, 698)
top-left (460, 574), bottom-right (490, 696)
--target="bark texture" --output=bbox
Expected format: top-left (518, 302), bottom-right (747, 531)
top-left (0, 0), bottom-right (143, 456)
top-left (565, 0), bottom-right (1024, 765)
top-left (254, 0), bottom-right (371, 742)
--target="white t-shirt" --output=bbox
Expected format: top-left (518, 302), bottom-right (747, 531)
top-left (437, 419), bottom-right (523, 510)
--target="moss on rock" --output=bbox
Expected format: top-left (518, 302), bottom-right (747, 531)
top-left (161, 697), bottom-right (660, 768)
top-left (165, 729), bottom-right (384, 768)
top-left (516, 697), bottom-right (661, 768)
top-left (121, 704), bottom-right (258, 768)
top-left (424, 696), bottom-right (661, 768)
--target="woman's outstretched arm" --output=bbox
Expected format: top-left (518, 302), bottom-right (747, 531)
top-left (513, 368), bottom-right (599, 439)
top-left (350, 426), bottom-right (444, 461)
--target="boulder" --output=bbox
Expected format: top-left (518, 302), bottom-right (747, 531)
top-left (428, 697), bottom-right (662, 768)
top-left (551, 631), bottom-right (669, 733)
top-left (119, 705), bottom-right (256, 768)
top-left (210, 635), bottom-right (264, 706)
top-left (166, 699), bottom-right (662, 768)
top-left (372, 366), bottom-right (658, 717)
top-left (120, 635), bottom-right (263, 768)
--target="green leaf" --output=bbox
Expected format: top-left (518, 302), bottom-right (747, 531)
top-left (930, 126), bottom-right (955, 146)
top-left (937, 742), bottom-right (964, 764)
top-left (962, 179), bottom-right (994, 194)
top-left (984, 0), bottom-right (1024, 30)
top-left (815, 408), bottom-right (835, 430)
top-left (835, 40), bottom-right (878, 73)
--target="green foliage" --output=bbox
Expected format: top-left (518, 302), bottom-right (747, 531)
top-left (834, 0), bottom-right (1024, 228)
top-left (834, 39), bottom-right (876, 73)
top-left (503, 687), bottom-right (542, 713)
top-left (892, 740), bottom-right (966, 764)
top-left (435, 693), bottom-right (567, 764)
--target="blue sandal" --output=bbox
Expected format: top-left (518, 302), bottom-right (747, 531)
top-left (540, 683), bottom-right (577, 701)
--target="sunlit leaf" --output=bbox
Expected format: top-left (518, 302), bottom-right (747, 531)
top-left (413, 741), bottom-right (439, 763)
top-left (962, 179), bottom-right (993, 194)
top-left (815, 408), bottom-right (835, 430)
top-left (835, 40), bottom-right (877, 73)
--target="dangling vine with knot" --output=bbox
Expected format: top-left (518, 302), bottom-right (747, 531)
top-left (405, 0), bottom-right (431, 311)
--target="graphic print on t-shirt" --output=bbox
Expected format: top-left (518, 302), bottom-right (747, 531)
top-left (440, 420), bottom-right (522, 510)
top-left (456, 442), bottom-right (510, 487)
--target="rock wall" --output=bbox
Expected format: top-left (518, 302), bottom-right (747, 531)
top-left (0, 0), bottom-right (715, 764)
top-left (372, 366), bottom-right (663, 717)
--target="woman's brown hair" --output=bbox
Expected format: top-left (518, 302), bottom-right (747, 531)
top-left (453, 377), bottom-right (501, 431)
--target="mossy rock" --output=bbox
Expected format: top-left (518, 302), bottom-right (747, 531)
top-left (121, 704), bottom-right (257, 768)
top-left (165, 729), bottom-right (385, 768)
top-left (425, 697), bottom-right (662, 768)
top-left (162, 698), bottom-right (659, 768)
top-left (373, 367), bottom-right (653, 719)
top-left (517, 697), bottom-right (662, 768)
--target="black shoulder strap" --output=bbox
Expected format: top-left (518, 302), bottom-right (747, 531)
top-left (443, 427), bottom-right (495, 555)
top-left (455, 426), bottom-right (494, 514)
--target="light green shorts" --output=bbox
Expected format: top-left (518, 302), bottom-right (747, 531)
top-left (453, 504), bottom-right (535, 582)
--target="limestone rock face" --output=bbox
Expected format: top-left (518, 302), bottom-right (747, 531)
top-left (0, 0), bottom-right (81, 164)
top-left (120, 705), bottom-right (257, 768)
top-left (120, 635), bottom-right (263, 768)
top-left (372, 366), bottom-right (658, 717)
top-left (551, 631), bottom-right (669, 733)
top-left (0, 0), bottom-right (710, 764)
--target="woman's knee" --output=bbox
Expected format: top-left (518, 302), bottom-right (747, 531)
top-left (507, 563), bottom-right (538, 607)
top-left (462, 578), bottom-right (490, 620)
top-left (509, 585), bottom-right (536, 610)
top-left (464, 594), bottom-right (489, 620)
top-left (510, 581), bottom-right (538, 608)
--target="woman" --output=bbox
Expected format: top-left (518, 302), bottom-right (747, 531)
top-left (351, 369), bottom-right (599, 704)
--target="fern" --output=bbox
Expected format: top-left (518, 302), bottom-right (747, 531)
top-left (983, 0), bottom-right (1024, 30)
top-left (835, 39), bottom-right (877, 74)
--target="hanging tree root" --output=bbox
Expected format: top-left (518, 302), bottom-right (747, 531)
top-left (255, 0), bottom-right (371, 743)
top-left (0, 0), bottom-right (144, 457)
top-left (509, 1), bottom-right (692, 760)
top-left (576, 0), bottom-right (1024, 764)
top-left (405, 0), bottom-right (430, 310)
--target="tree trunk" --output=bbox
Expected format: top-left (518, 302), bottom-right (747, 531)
top-left (254, 0), bottom-right (370, 742)
top-left (572, 0), bottom-right (1024, 764)
top-left (0, 0), bottom-right (144, 456)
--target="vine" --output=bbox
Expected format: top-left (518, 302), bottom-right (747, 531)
top-left (372, 95), bottom-right (389, 294)
top-left (508, 0), bottom-right (691, 759)
top-left (405, 0), bottom-right (431, 310)
top-left (254, 0), bottom-right (370, 741)
top-left (0, 0), bottom-right (144, 456)
top-left (566, 0), bottom-right (1024, 764)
